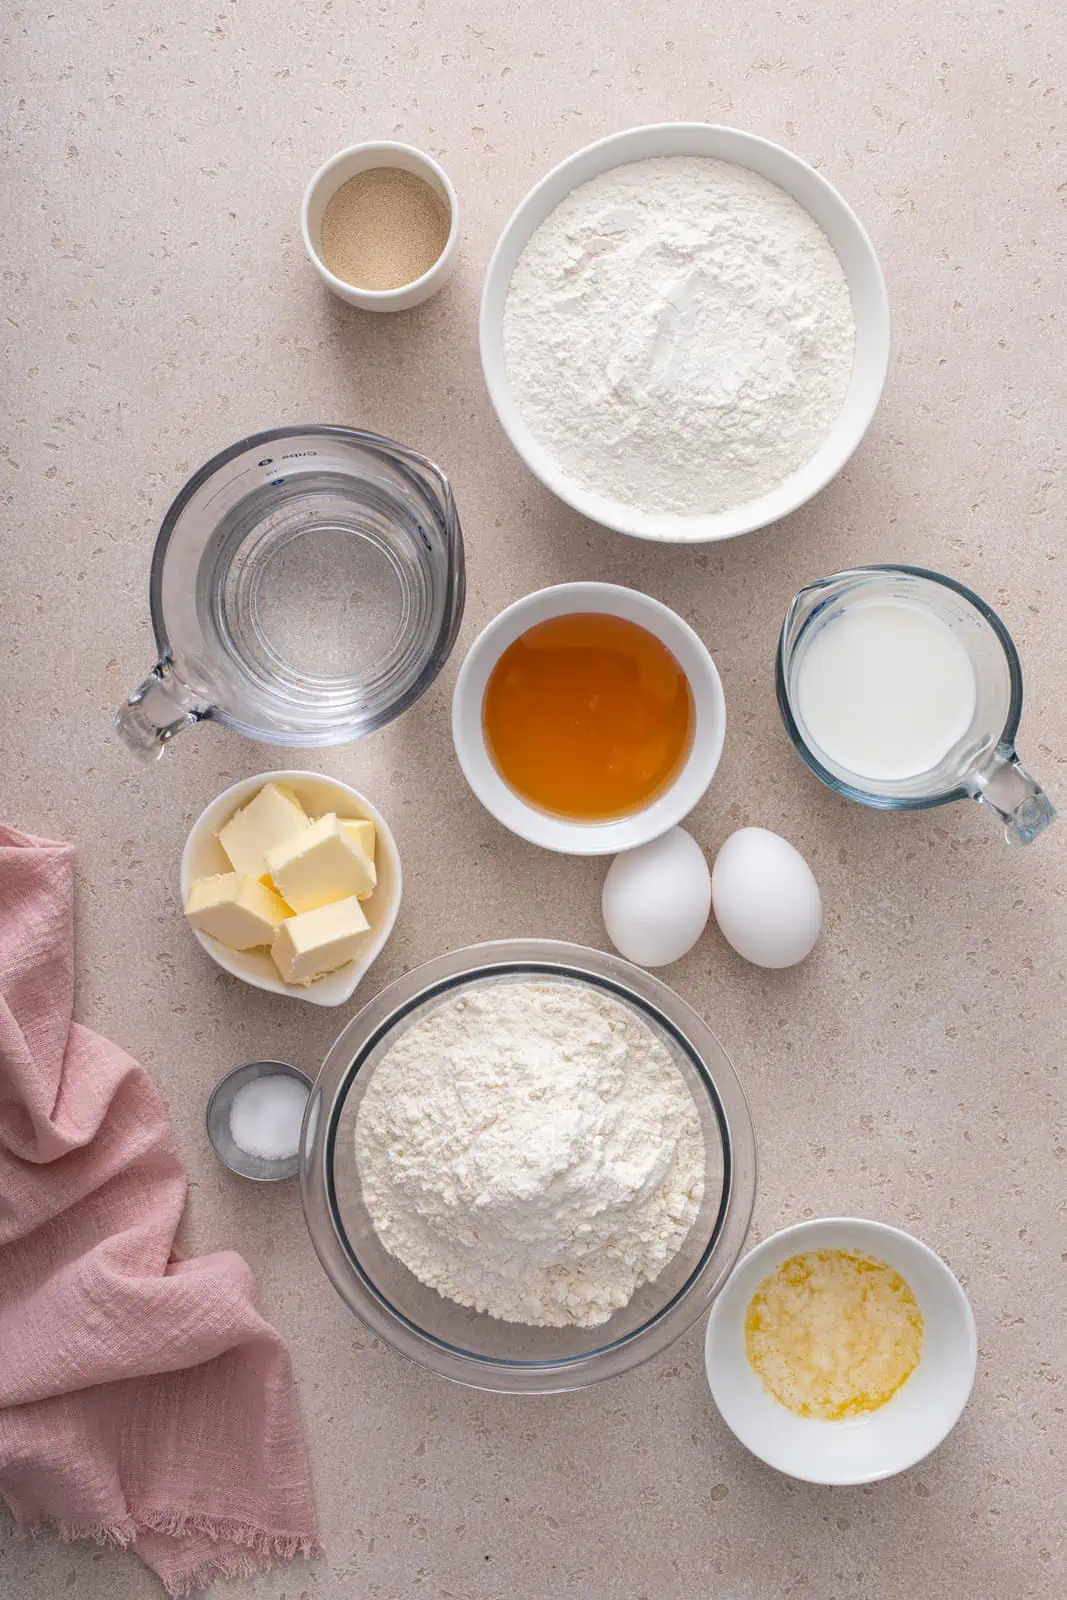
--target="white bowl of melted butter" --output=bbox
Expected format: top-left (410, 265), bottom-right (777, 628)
top-left (704, 1217), bottom-right (976, 1485)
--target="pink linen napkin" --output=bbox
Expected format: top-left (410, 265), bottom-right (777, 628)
top-left (0, 825), bottom-right (322, 1595)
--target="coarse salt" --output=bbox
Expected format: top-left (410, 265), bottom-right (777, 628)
top-left (228, 1074), bottom-right (309, 1163)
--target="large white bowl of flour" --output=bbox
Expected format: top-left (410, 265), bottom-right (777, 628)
top-left (481, 124), bottom-right (889, 543)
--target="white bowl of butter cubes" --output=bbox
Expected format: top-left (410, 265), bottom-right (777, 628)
top-left (180, 771), bottom-right (402, 1007)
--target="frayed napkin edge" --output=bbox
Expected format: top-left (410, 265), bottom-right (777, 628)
top-left (15, 1507), bottom-right (323, 1595)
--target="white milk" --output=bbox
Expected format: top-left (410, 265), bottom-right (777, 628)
top-left (795, 600), bottom-right (977, 783)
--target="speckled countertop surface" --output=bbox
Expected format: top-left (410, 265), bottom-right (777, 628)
top-left (2, 3), bottom-right (1065, 1597)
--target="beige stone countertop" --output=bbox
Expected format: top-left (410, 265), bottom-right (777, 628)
top-left (2, 1), bottom-right (1065, 1596)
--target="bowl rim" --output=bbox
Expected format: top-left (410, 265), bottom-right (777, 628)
top-left (179, 768), bottom-right (403, 1008)
top-left (300, 939), bottom-right (757, 1393)
top-left (451, 581), bottom-right (727, 855)
top-left (704, 1215), bottom-right (978, 1484)
top-left (480, 121), bottom-right (891, 544)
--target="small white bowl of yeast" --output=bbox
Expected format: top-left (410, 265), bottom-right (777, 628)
top-left (181, 770), bottom-right (402, 1008)
top-left (704, 1217), bottom-right (976, 1485)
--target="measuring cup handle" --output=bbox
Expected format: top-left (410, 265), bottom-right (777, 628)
top-left (972, 748), bottom-right (1057, 846)
top-left (114, 664), bottom-right (206, 761)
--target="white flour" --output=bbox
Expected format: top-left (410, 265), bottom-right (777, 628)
top-left (355, 978), bottom-right (705, 1327)
top-left (502, 156), bottom-right (856, 517)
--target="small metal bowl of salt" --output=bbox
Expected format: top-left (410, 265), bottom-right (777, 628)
top-left (206, 1060), bottom-right (313, 1181)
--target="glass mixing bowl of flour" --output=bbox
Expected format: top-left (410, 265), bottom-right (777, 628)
top-left (300, 940), bottom-right (756, 1394)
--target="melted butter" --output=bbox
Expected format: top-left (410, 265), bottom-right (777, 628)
top-left (745, 1248), bottom-right (924, 1420)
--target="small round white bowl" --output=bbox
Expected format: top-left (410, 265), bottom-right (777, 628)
top-left (301, 140), bottom-right (459, 312)
top-left (180, 770), bottom-right (403, 1008)
top-left (704, 1217), bottom-right (977, 1485)
top-left (451, 582), bottom-right (726, 855)
top-left (480, 123), bottom-right (890, 543)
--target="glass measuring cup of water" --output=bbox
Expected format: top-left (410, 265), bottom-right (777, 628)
top-left (115, 426), bottom-right (465, 758)
top-left (776, 565), bottom-right (1056, 845)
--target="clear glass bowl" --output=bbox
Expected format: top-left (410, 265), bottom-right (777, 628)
top-left (299, 940), bottom-right (757, 1393)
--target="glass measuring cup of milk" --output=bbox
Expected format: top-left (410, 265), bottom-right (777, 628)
top-left (115, 426), bottom-right (465, 758)
top-left (777, 565), bottom-right (1056, 845)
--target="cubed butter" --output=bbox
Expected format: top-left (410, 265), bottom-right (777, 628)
top-left (271, 895), bottom-right (370, 985)
top-left (217, 783), bottom-right (310, 881)
top-left (340, 819), bottom-right (377, 897)
top-left (265, 812), bottom-right (376, 912)
top-left (340, 817), bottom-right (376, 863)
top-left (185, 873), bottom-right (291, 951)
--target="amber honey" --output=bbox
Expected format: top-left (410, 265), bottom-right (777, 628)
top-left (482, 613), bottom-right (694, 820)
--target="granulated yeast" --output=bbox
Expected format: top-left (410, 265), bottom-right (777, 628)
top-left (320, 167), bottom-right (450, 291)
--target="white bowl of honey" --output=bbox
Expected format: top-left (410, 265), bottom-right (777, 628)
top-left (451, 582), bottom-right (726, 855)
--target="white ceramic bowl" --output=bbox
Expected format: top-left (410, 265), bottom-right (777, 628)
top-left (480, 123), bottom-right (890, 543)
top-left (301, 141), bottom-right (459, 312)
top-left (180, 770), bottom-right (403, 1008)
top-left (451, 582), bottom-right (726, 855)
top-left (705, 1217), bottom-right (977, 1485)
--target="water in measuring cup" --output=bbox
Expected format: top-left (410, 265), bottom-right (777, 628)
top-left (195, 471), bottom-right (431, 728)
top-left (795, 599), bottom-right (978, 783)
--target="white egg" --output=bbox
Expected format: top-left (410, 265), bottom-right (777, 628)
top-left (711, 827), bottom-right (822, 969)
top-left (601, 827), bottom-right (711, 968)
